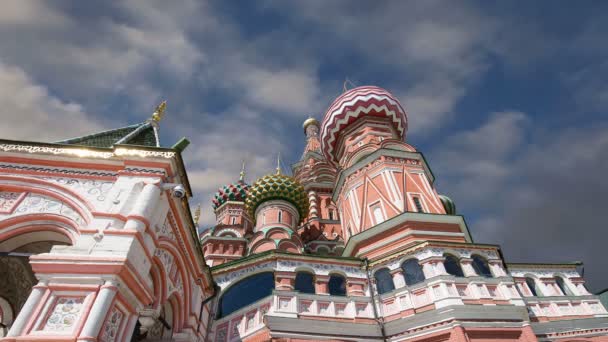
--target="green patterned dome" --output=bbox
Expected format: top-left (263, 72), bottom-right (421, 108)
top-left (245, 173), bottom-right (309, 222)
top-left (212, 180), bottom-right (249, 210)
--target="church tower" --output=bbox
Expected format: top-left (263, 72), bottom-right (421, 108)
top-left (319, 86), bottom-right (465, 258)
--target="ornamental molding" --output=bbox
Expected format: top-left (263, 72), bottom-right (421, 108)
top-left (378, 246), bottom-right (499, 271)
top-left (214, 259), bottom-right (365, 289)
top-left (0, 143), bottom-right (176, 159)
top-left (0, 163), bottom-right (117, 178)
top-left (508, 269), bottom-right (579, 278)
top-left (1, 192), bottom-right (85, 225)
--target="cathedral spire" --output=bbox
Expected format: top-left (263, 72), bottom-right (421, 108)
top-left (239, 160), bottom-right (246, 181)
top-left (276, 153), bottom-right (282, 175)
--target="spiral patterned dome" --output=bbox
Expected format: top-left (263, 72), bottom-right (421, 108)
top-left (212, 180), bottom-right (250, 210)
top-left (245, 173), bottom-right (309, 222)
top-left (320, 86), bottom-right (408, 165)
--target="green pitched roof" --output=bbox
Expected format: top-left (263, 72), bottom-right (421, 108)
top-left (57, 121), bottom-right (160, 148)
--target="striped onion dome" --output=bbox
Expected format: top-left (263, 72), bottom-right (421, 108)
top-left (245, 173), bottom-right (309, 222)
top-left (439, 195), bottom-right (456, 215)
top-left (320, 86), bottom-right (408, 165)
top-left (212, 180), bottom-right (250, 210)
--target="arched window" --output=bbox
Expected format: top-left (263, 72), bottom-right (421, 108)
top-left (374, 268), bottom-right (395, 294)
top-left (555, 276), bottom-right (573, 296)
top-left (402, 259), bottom-right (425, 285)
top-left (444, 254), bottom-right (464, 277)
top-left (278, 210), bottom-right (282, 223)
top-left (218, 272), bottom-right (275, 318)
top-left (525, 277), bottom-right (540, 297)
top-left (373, 206), bottom-right (384, 225)
top-left (471, 255), bottom-right (492, 278)
top-left (295, 272), bottom-right (315, 294)
top-left (328, 274), bottom-right (346, 296)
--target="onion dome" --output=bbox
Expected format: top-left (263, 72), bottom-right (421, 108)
top-left (320, 86), bottom-right (408, 165)
top-left (439, 195), bottom-right (456, 215)
top-left (212, 180), bottom-right (250, 210)
top-left (303, 117), bottom-right (320, 133)
top-left (245, 173), bottom-right (309, 222)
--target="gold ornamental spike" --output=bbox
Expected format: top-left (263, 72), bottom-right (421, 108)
top-left (239, 160), bottom-right (246, 181)
top-left (193, 203), bottom-right (201, 226)
top-left (276, 152), bottom-right (282, 175)
top-left (152, 100), bottom-right (167, 122)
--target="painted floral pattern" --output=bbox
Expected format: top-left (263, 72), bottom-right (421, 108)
top-left (100, 307), bottom-right (123, 342)
top-left (42, 297), bottom-right (84, 332)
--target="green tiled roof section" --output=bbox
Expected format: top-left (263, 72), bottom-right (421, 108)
top-left (58, 123), bottom-right (158, 148)
top-left (126, 126), bottom-right (157, 146)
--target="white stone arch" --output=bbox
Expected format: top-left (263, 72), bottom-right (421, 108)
top-left (294, 265), bottom-right (316, 275)
top-left (523, 273), bottom-right (544, 296)
top-left (215, 228), bottom-right (242, 238)
top-left (552, 272), bottom-right (577, 296)
top-left (0, 175), bottom-right (95, 224)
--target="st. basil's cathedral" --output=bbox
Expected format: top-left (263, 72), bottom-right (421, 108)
top-left (0, 86), bottom-right (606, 342)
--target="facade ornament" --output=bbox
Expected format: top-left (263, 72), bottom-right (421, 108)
top-left (151, 100), bottom-right (167, 122)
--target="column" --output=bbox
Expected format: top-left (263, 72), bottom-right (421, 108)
top-left (488, 260), bottom-right (506, 277)
top-left (346, 278), bottom-right (366, 296)
top-left (390, 269), bottom-right (406, 289)
top-left (275, 272), bottom-right (295, 291)
top-left (315, 275), bottom-right (330, 295)
top-left (77, 280), bottom-right (118, 342)
top-left (124, 182), bottom-right (161, 232)
top-left (6, 280), bottom-right (48, 337)
top-left (459, 258), bottom-right (477, 277)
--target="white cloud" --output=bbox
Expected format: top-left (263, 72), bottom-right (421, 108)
top-left (0, 62), bottom-right (104, 142)
top-left (431, 112), bottom-right (608, 290)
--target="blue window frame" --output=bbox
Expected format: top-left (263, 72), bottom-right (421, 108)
top-left (218, 272), bottom-right (275, 318)
top-left (295, 272), bottom-right (315, 294)
top-left (444, 255), bottom-right (464, 277)
top-left (374, 268), bottom-right (395, 294)
top-left (402, 259), bottom-right (426, 285)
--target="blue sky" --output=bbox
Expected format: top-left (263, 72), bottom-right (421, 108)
top-left (1, 1), bottom-right (607, 290)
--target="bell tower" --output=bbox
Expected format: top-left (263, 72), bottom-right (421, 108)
top-left (320, 86), bottom-right (469, 257)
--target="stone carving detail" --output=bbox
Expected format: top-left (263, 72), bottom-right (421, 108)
top-left (155, 215), bottom-right (176, 241)
top-left (12, 193), bottom-right (84, 225)
top-left (42, 297), bottom-right (84, 332)
top-left (382, 246), bottom-right (500, 271)
top-left (37, 177), bottom-right (114, 203)
top-left (0, 191), bottom-right (24, 214)
top-left (509, 269), bottom-right (579, 278)
top-left (100, 307), bottom-right (124, 342)
top-left (155, 249), bottom-right (174, 276)
top-left (215, 259), bottom-right (364, 289)
top-left (0, 163), bottom-right (117, 177)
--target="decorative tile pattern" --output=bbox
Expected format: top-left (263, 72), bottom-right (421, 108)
top-left (100, 307), bottom-right (124, 342)
top-left (12, 193), bottom-right (84, 224)
top-left (0, 191), bottom-right (24, 214)
top-left (42, 297), bottom-right (84, 332)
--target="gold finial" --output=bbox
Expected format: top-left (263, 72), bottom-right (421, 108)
top-left (276, 153), bottom-right (282, 175)
top-left (193, 203), bottom-right (201, 226)
top-left (239, 160), bottom-right (246, 181)
top-left (152, 100), bottom-right (167, 122)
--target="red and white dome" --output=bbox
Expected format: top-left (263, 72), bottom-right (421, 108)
top-left (320, 86), bottom-right (408, 165)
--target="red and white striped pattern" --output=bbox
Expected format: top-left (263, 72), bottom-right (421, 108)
top-left (320, 86), bottom-right (408, 165)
